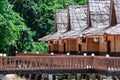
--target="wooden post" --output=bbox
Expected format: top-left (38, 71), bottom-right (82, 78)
top-left (106, 76), bottom-right (112, 80)
top-left (90, 74), bottom-right (96, 80)
top-left (77, 74), bottom-right (81, 80)
top-left (48, 74), bottom-right (53, 80)
top-left (3, 75), bottom-right (7, 80)
top-left (0, 74), bottom-right (4, 80)
top-left (67, 74), bottom-right (71, 80)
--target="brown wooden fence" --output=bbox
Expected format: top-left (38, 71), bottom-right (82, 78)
top-left (0, 55), bottom-right (120, 72)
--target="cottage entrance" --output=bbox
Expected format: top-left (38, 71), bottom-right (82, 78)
top-left (64, 43), bottom-right (66, 54)
top-left (107, 41), bottom-right (111, 55)
top-left (78, 44), bottom-right (81, 54)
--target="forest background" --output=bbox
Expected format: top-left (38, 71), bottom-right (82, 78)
top-left (0, 0), bottom-right (86, 55)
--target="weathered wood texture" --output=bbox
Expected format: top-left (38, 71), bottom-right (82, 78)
top-left (0, 55), bottom-right (119, 75)
top-left (99, 35), bottom-right (107, 53)
top-left (107, 35), bottom-right (120, 53)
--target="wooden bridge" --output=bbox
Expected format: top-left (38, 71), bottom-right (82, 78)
top-left (0, 55), bottom-right (120, 76)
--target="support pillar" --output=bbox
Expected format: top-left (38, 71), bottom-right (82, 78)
top-left (29, 74), bottom-right (31, 80)
top-left (55, 75), bottom-right (59, 80)
top-left (90, 74), bottom-right (96, 80)
top-left (3, 75), bottom-right (7, 80)
top-left (68, 74), bottom-right (71, 80)
top-left (48, 74), bottom-right (53, 80)
top-left (35, 74), bottom-right (38, 80)
top-left (77, 74), bottom-right (81, 80)
top-left (0, 74), bottom-right (4, 80)
top-left (106, 76), bottom-right (112, 80)
top-left (58, 75), bottom-right (63, 80)
top-left (42, 74), bottom-right (48, 80)
top-left (52, 75), bottom-right (57, 80)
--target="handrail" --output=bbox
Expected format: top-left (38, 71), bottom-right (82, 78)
top-left (0, 56), bottom-right (119, 72)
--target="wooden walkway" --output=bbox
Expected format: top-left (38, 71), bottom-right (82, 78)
top-left (0, 55), bottom-right (120, 76)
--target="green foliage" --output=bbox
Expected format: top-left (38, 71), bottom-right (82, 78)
top-left (0, 0), bottom-right (45, 55)
top-left (0, 0), bottom-right (86, 55)
top-left (16, 27), bottom-right (35, 52)
top-left (32, 41), bottom-right (48, 53)
top-left (0, 0), bottom-right (25, 54)
top-left (12, 0), bottom-right (54, 40)
top-left (12, 0), bottom-right (87, 40)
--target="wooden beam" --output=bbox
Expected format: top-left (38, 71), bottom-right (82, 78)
top-left (110, 0), bottom-right (117, 26)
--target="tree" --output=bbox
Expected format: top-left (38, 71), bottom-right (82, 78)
top-left (0, 0), bottom-right (25, 54)
top-left (12, 0), bottom-right (54, 40)
top-left (0, 0), bottom-right (40, 55)
top-left (12, 0), bottom-right (87, 40)
top-left (6, 0), bottom-right (86, 55)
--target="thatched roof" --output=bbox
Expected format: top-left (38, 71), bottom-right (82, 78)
top-left (105, 24), bottom-right (120, 35)
top-left (56, 9), bottom-right (68, 32)
top-left (39, 0), bottom-right (120, 41)
top-left (89, 0), bottom-right (110, 28)
top-left (114, 0), bottom-right (120, 23)
top-left (61, 5), bottom-right (88, 39)
top-left (79, 0), bottom-right (111, 37)
top-left (61, 0), bottom-right (111, 39)
top-left (69, 5), bottom-right (88, 30)
top-left (38, 33), bottom-right (53, 41)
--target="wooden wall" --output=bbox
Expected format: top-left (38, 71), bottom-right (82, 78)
top-left (87, 38), bottom-right (99, 52)
top-left (66, 39), bottom-right (78, 53)
top-left (99, 36), bottom-right (107, 54)
top-left (48, 35), bottom-right (120, 56)
top-left (99, 35), bottom-right (120, 56)
top-left (107, 35), bottom-right (120, 56)
top-left (107, 35), bottom-right (115, 52)
top-left (59, 43), bottom-right (64, 53)
top-left (68, 39), bottom-right (78, 51)
top-left (81, 38), bottom-right (87, 52)
top-left (48, 41), bottom-right (59, 53)
top-left (58, 39), bottom-right (66, 53)
top-left (58, 39), bottom-right (79, 54)
top-left (115, 35), bottom-right (120, 52)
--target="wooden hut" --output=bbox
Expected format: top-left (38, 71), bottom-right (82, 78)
top-left (80, 0), bottom-right (111, 55)
top-left (81, 0), bottom-right (120, 56)
top-left (49, 9), bottom-right (68, 53)
top-left (60, 5), bottom-right (88, 54)
top-left (104, 25), bottom-right (120, 56)
top-left (97, 0), bottom-right (120, 56)
top-left (38, 9), bottom-right (68, 53)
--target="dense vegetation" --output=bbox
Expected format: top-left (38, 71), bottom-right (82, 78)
top-left (0, 0), bottom-right (86, 55)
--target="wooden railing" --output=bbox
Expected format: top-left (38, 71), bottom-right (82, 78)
top-left (0, 55), bottom-right (120, 71)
